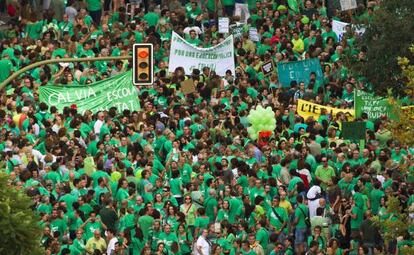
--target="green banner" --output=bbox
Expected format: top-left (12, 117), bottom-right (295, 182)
top-left (354, 90), bottom-right (394, 120)
top-left (277, 58), bottom-right (324, 87)
top-left (39, 71), bottom-right (140, 113)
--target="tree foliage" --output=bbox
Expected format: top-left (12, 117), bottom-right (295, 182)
top-left (372, 196), bottom-right (414, 255)
top-left (346, 0), bottom-right (414, 96)
top-left (0, 173), bottom-right (43, 255)
top-left (388, 45), bottom-right (414, 146)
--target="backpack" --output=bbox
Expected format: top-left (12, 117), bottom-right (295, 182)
top-left (299, 173), bottom-right (310, 189)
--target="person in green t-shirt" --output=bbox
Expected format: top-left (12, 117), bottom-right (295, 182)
top-left (293, 195), bottom-right (310, 255)
top-left (85, 0), bottom-right (102, 25)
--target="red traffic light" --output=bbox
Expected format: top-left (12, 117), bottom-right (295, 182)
top-left (138, 50), bottom-right (148, 58)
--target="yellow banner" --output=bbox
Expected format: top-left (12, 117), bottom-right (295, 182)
top-left (297, 99), bottom-right (355, 121)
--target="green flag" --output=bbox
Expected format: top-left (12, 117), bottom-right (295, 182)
top-left (288, 0), bottom-right (300, 13)
top-left (39, 71), bottom-right (140, 114)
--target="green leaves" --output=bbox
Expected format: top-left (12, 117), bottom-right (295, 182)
top-left (0, 173), bottom-right (44, 255)
top-left (347, 0), bottom-right (414, 96)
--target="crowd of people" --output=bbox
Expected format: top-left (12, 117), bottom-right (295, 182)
top-left (0, 0), bottom-right (413, 255)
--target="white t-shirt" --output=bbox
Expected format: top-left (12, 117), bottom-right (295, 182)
top-left (94, 119), bottom-right (104, 135)
top-left (307, 185), bottom-right (322, 217)
top-left (107, 237), bottom-right (118, 255)
top-left (194, 236), bottom-right (210, 255)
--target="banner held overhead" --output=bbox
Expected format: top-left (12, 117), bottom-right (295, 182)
top-left (168, 32), bottom-right (235, 76)
top-left (39, 71), bottom-right (140, 114)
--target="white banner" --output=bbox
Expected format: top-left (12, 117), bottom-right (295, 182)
top-left (332, 20), bottom-right (365, 41)
top-left (168, 32), bottom-right (235, 76)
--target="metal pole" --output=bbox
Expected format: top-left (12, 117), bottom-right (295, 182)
top-left (0, 56), bottom-right (132, 90)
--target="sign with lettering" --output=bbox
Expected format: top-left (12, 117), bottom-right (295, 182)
top-left (354, 90), bottom-right (395, 120)
top-left (261, 61), bottom-right (274, 76)
top-left (277, 58), bottom-right (323, 87)
top-left (39, 71), bottom-right (140, 113)
top-left (218, 17), bottom-right (230, 34)
top-left (297, 99), bottom-right (355, 121)
top-left (249, 27), bottom-right (260, 42)
top-left (230, 23), bottom-right (244, 39)
top-left (168, 32), bottom-right (235, 76)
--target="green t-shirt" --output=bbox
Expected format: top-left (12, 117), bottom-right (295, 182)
top-left (195, 216), bottom-right (210, 230)
top-left (267, 206), bottom-right (289, 233)
top-left (86, 0), bottom-right (102, 11)
top-left (294, 204), bottom-right (309, 229)
top-left (350, 205), bottom-right (363, 230)
top-left (369, 189), bottom-right (385, 215)
top-left (204, 197), bottom-right (218, 222)
top-left (0, 59), bottom-right (13, 83)
top-left (256, 227), bottom-right (269, 249)
top-left (143, 12), bottom-right (160, 27)
top-left (137, 215), bottom-right (154, 240)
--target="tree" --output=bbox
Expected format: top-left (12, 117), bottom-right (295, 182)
top-left (0, 173), bottom-right (43, 255)
top-left (372, 196), bottom-right (414, 255)
top-left (388, 45), bottom-right (414, 146)
top-left (345, 0), bottom-right (414, 96)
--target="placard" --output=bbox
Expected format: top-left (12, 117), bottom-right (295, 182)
top-left (261, 61), bottom-right (274, 76)
top-left (180, 79), bottom-right (196, 95)
top-left (249, 27), bottom-right (260, 42)
top-left (230, 23), bottom-right (244, 39)
top-left (218, 17), bottom-right (230, 34)
top-left (340, 0), bottom-right (357, 11)
top-left (342, 122), bottom-right (366, 140)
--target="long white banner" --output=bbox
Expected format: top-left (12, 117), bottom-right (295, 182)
top-left (168, 32), bottom-right (235, 76)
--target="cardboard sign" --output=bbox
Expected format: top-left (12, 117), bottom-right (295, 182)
top-left (340, 0), bottom-right (357, 11)
top-left (261, 61), bottom-right (274, 76)
top-left (342, 122), bottom-right (366, 140)
top-left (180, 79), bottom-right (196, 95)
top-left (218, 17), bottom-right (230, 34)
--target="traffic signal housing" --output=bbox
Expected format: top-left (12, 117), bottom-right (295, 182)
top-left (133, 43), bottom-right (153, 85)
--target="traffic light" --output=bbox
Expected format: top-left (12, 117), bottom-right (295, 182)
top-left (133, 43), bottom-right (153, 85)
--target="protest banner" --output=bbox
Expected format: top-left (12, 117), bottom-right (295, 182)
top-left (218, 17), bottom-right (230, 34)
top-left (297, 99), bottom-right (355, 121)
top-left (354, 90), bottom-right (395, 120)
top-left (277, 58), bottom-right (323, 87)
top-left (39, 71), bottom-right (140, 114)
top-left (168, 32), bottom-right (235, 76)
top-left (340, 0), bottom-right (357, 11)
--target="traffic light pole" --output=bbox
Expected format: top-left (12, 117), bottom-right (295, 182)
top-left (0, 56), bottom-right (132, 90)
